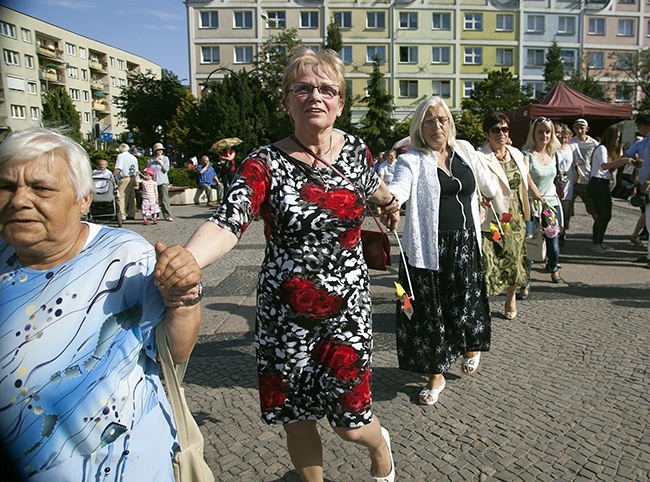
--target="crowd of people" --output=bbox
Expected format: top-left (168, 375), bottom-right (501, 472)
top-left (1, 45), bottom-right (649, 481)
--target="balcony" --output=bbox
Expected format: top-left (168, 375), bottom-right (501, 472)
top-left (93, 101), bottom-right (110, 112)
top-left (90, 80), bottom-right (108, 91)
top-left (0, 115), bottom-right (8, 129)
top-left (37, 45), bottom-right (64, 61)
top-left (40, 70), bottom-right (65, 85)
top-left (89, 60), bottom-right (107, 72)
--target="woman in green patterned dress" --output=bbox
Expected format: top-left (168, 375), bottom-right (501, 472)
top-left (477, 113), bottom-right (532, 320)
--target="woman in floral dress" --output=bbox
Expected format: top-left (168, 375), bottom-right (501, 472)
top-left (154, 48), bottom-right (397, 482)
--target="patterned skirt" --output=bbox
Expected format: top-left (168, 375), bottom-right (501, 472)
top-left (396, 229), bottom-right (492, 375)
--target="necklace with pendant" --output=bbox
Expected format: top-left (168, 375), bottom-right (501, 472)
top-left (290, 134), bottom-right (332, 191)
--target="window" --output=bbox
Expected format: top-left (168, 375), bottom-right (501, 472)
top-left (21, 28), bottom-right (31, 43)
top-left (588, 51), bottom-right (604, 69)
top-left (234, 11), bottom-right (253, 29)
top-left (66, 43), bottom-right (76, 55)
top-left (464, 14), bottom-right (483, 31)
top-left (616, 84), bottom-right (633, 102)
top-left (117, 59), bottom-right (125, 70)
top-left (589, 18), bottom-right (605, 35)
top-left (366, 46), bottom-right (386, 63)
top-left (616, 52), bottom-right (633, 70)
top-left (400, 12), bottom-right (418, 29)
top-left (618, 19), bottom-right (634, 36)
top-left (200, 11), bottom-right (218, 28)
top-left (25, 54), bottom-right (34, 69)
top-left (367, 12), bottom-right (386, 29)
top-left (300, 12), bottom-right (318, 28)
top-left (527, 49), bottom-right (545, 67)
top-left (463, 81), bottom-right (475, 98)
top-left (110, 77), bottom-right (116, 87)
top-left (83, 91), bottom-right (89, 102)
top-left (433, 13), bottom-right (451, 30)
top-left (496, 14), bottom-right (514, 32)
top-left (68, 66), bottom-right (79, 78)
top-left (334, 12), bottom-right (352, 29)
top-left (27, 81), bottom-right (37, 94)
top-left (496, 48), bottom-right (514, 66)
top-left (266, 11), bottom-right (285, 28)
top-left (561, 50), bottom-right (576, 70)
top-left (526, 82), bottom-right (545, 98)
top-left (119, 78), bottom-right (126, 87)
top-left (399, 46), bottom-right (418, 64)
top-left (558, 16), bottom-right (576, 34)
top-left (399, 80), bottom-right (418, 98)
top-left (81, 69), bottom-right (88, 80)
top-left (31, 107), bottom-right (40, 120)
top-left (3, 49), bottom-right (20, 66)
top-left (648, 19), bottom-right (650, 36)
top-left (527, 15), bottom-right (544, 33)
top-left (234, 46), bottom-right (253, 64)
top-left (464, 47), bottom-right (482, 65)
top-left (619, 0), bottom-right (635, 3)
top-left (432, 47), bottom-right (450, 64)
top-left (201, 46), bottom-right (220, 64)
top-left (11, 105), bottom-right (26, 119)
top-left (109, 57), bottom-right (115, 67)
top-left (432, 80), bottom-right (451, 98)
top-left (339, 46), bottom-right (352, 64)
top-left (84, 112), bottom-right (91, 123)
top-left (1, 21), bottom-right (16, 38)
top-left (7, 75), bottom-right (25, 91)
top-left (79, 47), bottom-right (86, 59)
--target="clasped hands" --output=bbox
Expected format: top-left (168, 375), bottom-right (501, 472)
top-left (154, 242), bottom-right (203, 307)
top-left (378, 196), bottom-right (400, 232)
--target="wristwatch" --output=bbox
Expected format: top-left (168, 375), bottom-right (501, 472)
top-left (183, 282), bottom-right (204, 307)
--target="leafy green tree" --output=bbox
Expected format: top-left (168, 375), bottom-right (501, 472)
top-left (608, 48), bottom-right (650, 112)
top-left (325, 19), bottom-right (343, 52)
top-left (41, 88), bottom-right (82, 142)
top-left (454, 110), bottom-right (485, 148)
top-left (544, 40), bottom-right (565, 92)
top-left (461, 68), bottom-right (533, 119)
top-left (566, 58), bottom-right (608, 102)
top-left (253, 28), bottom-right (302, 87)
top-left (115, 69), bottom-right (186, 148)
top-left (357, 55), bottom-right (395, 154)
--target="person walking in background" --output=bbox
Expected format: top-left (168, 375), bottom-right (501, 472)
top-left (633, 117), bottom-right (650, 267)
top-left (588, 125), bottom-right (638, 254)
top-left (154, 47), bottom-right (398, 482)
top-left (378, 149), bottom-right (396, 185)
top-left (196, 155), bottom-right (222, 206)
top-left (113, 143), bottom-right (138, 221)
top-left (385, 97), bottom-right (497, 406)
top-left (554, 122), bottom-right (577, 246)
top-left (219, 146), bottom-right (237, 192)
top-left (148, 142), bottom-right (174, 222)
top-left (477, 113), bottom-right (531, 319)
top-left (626, 114), bottom-right (650, 247)
top-left (140, 167), bottom-right (161, 225)
top-left (568, 119), bottom-right (598, 221)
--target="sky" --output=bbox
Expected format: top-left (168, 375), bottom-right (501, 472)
top-left (4, 0), bottom-right (190, 82)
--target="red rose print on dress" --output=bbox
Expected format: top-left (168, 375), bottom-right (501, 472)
top-left (339, 369), bottom-right (371, 414)
top-left (239, 158), bottom-right (271, 215)
top-left (338, 225), bottom-right (361, 250)
top-left (258, 374), bottom-right (289, 412)
top-left (282, 277), bottom-right (343, 319)
top-left (299, 183), bottom-right (364, 220)
top-left (314, 338), bottom-right (362, 381)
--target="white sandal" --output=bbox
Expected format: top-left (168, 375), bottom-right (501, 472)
top-left (418, 379), bottom-right (446, 405)
top-left (371, 427), bottom-right (395, 482)
top-left (461, 352), bottom-right (481, 374)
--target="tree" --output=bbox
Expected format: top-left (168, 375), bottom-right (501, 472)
top-left (253, 28), bottom-right (302, 87)
top-left (357, 55), bottom-right (395, 154)
top-left (324, 18), bottom-right (343, 52)
top-left (461, 68), bottom-right (533, 119)
top-left (454, 110), bottom-right (485, 148)
top-left (566, 58), bottom-right (608, 102)
top-left (41, 88), bottom-right (82, 142)
top-left (608, 48), bottom-right (650, 112)
top-left (115, 69), bottom-right (186, 148)
top-left (544, 40), bottom-right (565, 93)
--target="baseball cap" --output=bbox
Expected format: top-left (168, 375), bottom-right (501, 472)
top-left (573, 118), bottom-right (588, 127)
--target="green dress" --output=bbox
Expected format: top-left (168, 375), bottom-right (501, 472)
top-left (482, 159), bottom-right (529, 296)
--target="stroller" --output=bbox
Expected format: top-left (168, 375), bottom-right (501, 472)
top-left (88, 175), bottom-right (122, 227)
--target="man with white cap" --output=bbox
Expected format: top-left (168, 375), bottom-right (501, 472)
top-left (568, 119), bottom-right (598, 230)
top-left (148, 142), bottom-right (174, 221)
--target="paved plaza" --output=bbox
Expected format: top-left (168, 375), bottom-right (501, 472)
top-left (123, 198), bottom-right (649, 482)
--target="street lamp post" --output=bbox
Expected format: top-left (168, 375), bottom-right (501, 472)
top-left (199, 66), bottom-right (277, 156)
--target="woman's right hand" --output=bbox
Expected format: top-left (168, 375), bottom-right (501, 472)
top-left (381, 210), bottom-right (400, 232)
top-left (154, 242), bottom-right (202, 306)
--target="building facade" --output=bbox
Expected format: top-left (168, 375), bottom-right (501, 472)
top-left (185, 0), bottom-right (649, 122)
top-left (0, 6), bottom-right (161, 141)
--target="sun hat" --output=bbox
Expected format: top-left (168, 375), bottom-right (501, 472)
top-left (144, 167), bottom-right (155, 176)
top-left (152, 142), bottom-right (165, 151)
top-left (573, 118), bottom-right (588, 127)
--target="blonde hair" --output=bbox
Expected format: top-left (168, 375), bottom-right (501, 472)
top-left (523, 118), bottom-right (561, 156)
top-left (282, 47), bottom-right (346, 100)
top-left (409, 96), bottom-right (457, 153)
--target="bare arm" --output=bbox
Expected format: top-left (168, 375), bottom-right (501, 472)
top-left (164, 302), bottom-right (201, 364)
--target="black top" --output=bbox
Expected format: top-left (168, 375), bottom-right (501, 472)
top-left (437, 152), bottom-right (476, 230)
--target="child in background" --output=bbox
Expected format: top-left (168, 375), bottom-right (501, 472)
top-left (140, 167), bottom-right (160, 225)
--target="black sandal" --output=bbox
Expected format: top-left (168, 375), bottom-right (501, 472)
top-left (516, 281), bottom-right (531, 300)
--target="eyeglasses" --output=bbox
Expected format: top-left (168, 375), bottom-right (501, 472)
top-left (290, 83), bottom-right (340, 100)
top-left (422, 116), bottom-right (449, 128)
top-left (490, 125), bottom-right (510, 135)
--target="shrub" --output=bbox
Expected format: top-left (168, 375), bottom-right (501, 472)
top-left (168, 167), bottom-right (198, 188)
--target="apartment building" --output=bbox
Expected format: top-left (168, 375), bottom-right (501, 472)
top-left (0, 6), bottom-right (161, 141)
top-left (186, 0), bottom-right (649, 122)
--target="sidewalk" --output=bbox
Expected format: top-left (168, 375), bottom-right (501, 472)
top-left (125, 198), bottom-right (649, 481)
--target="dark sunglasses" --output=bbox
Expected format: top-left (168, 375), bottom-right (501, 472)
top-left (489, 125), bottom-right (509, 134)
top-left (534, 117), bottom-right (552, 124)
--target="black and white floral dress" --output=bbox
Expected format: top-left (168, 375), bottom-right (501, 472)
top-left (211, 134), bottom-right (381, 428)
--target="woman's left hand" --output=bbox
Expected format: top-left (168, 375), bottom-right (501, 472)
top-left (380, 210), bottom-right (400, 232)
top-left (154, 242), bottom-right (202, 306)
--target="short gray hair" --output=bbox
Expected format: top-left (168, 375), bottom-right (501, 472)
top-left (0, 128), bottom-right (93, 201)
top-left (409, 97), bottom-right (457, 153)
top-left (119, 143), bottom-right (130, 152)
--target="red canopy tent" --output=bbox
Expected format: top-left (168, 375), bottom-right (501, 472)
top-left (504, 82), bottom-right (633, 147)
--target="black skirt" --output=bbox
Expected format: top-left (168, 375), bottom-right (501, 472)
top-left (396, 229), bottom-right (492, 374)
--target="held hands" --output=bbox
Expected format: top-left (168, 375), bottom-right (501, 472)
top-left (154, 242), bottom-right (202, 307)
top-left (380, 209), bottom-right (400, 232)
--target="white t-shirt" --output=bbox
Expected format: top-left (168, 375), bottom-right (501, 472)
top-left (378, 161), bottom-right (395, 184)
